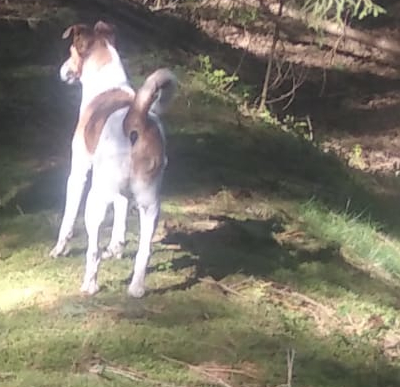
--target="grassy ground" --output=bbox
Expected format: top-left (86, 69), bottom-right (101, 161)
top-left (1, 1), bottom-right (400, 386)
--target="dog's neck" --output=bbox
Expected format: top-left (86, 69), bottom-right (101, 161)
top-left (79, 43), bottom-right (131, 114)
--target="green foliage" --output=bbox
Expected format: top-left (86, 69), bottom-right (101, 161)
top-left (257, 106), bottom-right (280, 126)
top-left (299, 200), bottom-right (400, 280)
top-left (352, 143), bottom-right (363, 159)
top-left (155, 260), bottom-right (173, 271)
top-left (197, 54), bottom-right (239, 92)
top-left (282, 115), bottom-right (311, 140)
top-left (297, 0), bottom-right (386, 29)
top-left (241, 105), bottom-right (311, 141)
top-left (348, 143), bottom-right (366, 169)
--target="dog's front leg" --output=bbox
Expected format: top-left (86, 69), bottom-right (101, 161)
top-left (50, 151), bottom-right (91, 258)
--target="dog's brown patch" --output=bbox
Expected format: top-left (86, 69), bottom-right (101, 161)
top-left (122, 68), bottom-right (176, 184)
top-left (75, 89), bottom-right (135, 154)
top-left (124, 110), bottom-right (165, 183)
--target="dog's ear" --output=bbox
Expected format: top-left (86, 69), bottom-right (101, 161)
top-left (62, 24), bottom-right (94, 57)
top-left (94, 20), bottom-right (116, 45)
top-left (62, 24), bottom-right (91, 40)
top-left (62, 25), bottom-right (74, 39)
top-left (94, 20), bottom-right (115, 34)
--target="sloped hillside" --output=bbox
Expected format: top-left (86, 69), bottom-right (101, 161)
top-left (1, 1), bottom-right (400, 387)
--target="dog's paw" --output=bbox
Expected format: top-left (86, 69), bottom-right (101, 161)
top-left (127, 281), bottom-right (145, 298)
top-left (49, 242), bottom-right (69, 258)
top-left (102, 243), bottom-right (124, 260)
top-left (80, 280), bottom-right (100, 295)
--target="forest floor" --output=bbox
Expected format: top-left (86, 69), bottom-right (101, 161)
top-left (1, 1), bottom-right (400, 386)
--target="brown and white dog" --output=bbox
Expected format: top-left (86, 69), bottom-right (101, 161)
top-left (50, 21), bottom-right (177, 297)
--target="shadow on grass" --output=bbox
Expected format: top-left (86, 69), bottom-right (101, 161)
top-left (159, 214), bottom-right (400, 310)
top-left (164, 112), bottom-right (400, 235)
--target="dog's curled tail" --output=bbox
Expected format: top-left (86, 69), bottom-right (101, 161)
top-left (124, 68), bottom-right (176, 145)
top-left (136, 68), bottom-right (177, 119)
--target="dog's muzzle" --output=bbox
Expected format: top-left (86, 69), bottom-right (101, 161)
top-left (60, 61), bottom-right (79, 85)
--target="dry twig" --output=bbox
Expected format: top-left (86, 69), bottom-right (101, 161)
top-left (266, 281), bottom-right (334, 316)
top-left (198, 277), bottom-right (244, 297)
top-left (161, 355), bottom-right (259, 387)
top-left (89, 359), bottom-right (185, 387)
top-left (286, 349), bottom-right (295, 387)
top-left (230, 276), bottom-right (255, 290)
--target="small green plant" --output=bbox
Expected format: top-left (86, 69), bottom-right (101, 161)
top-left (348, 143), bottom-right (366, 169)
top-left (258, 106), bottom-right (280, 126)
top-left (282, 115), bottom-right (311, 140)
top-left (155, 261), bottom-right (173, 272)
top-left (197, 54), bottom-right (239, 92)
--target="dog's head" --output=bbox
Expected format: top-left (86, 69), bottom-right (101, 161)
top-left (59, 21), bottom-right (116, 84)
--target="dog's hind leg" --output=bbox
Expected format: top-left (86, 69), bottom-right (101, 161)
top-left (81, 188), bottom-right (109, 294)
top-left (50, 153), bottom-right (91, 258)
top-left (102, 193), bottom-right (128, 260)
top-left (128, 200), bottom-right (160, 298)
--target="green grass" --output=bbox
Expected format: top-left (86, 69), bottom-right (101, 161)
top-left (1, 1), bottom-right (400, 386)
top-left (299, 200), bottom-right (400, 282)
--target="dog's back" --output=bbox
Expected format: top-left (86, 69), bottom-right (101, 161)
top-left (84, 69), bottom-right (177, 202)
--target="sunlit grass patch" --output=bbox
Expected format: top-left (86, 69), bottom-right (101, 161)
top-left (0, 284), bottom-right (61, 312)
top-left (299, 200), bottom-right (400, 283)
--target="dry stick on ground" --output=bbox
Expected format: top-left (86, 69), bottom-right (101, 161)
top-left (200, 276), bottom-right (336, 323)
top-left (265, 281), bottom-right (336, 319)
top-left (151, 0), bottom-right (179, 12)
top-left (198, 277), bottom-right (244, 297)
top-left (286, 349), bottom-right (295, 387)
top-left (264, 281), bottom-right (340, 333)
top-left (201, 366), bottom-right (259, 379)
top-left (230, 276), bottom-right (255, 290)
top-left (89, 361), bottom-right (187, 387)
top-left (198, 270), bottom-right (340, 333)
top-left (161, 355), bottom-right (259, 387)
top-left (199, 276), bottom-right (337, 334)
top-left (306, 115), bottom-right (313, 141)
